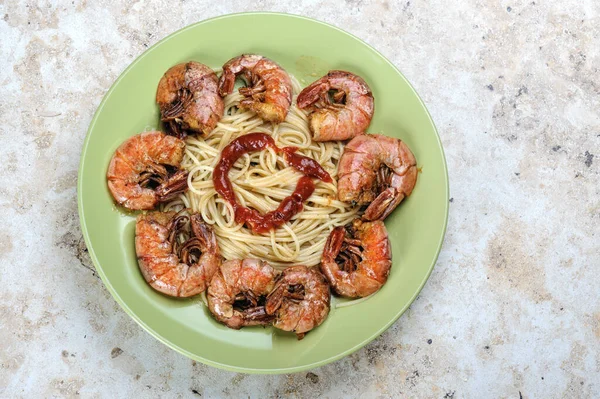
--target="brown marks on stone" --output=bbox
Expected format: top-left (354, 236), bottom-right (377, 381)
top-left (53, 170), bottom-right (78, 193)
top-left (9, 186), bottom-right (36, 214)
top-left (365, 340), bottom-right (398, 366)
top-left (114, 316), bottom-right (142, 340)
top-left (34, 131), bottom-right (56, 149)
top-left (111, 347), bottom-right (123, 358)
top-left (56, 231), bottom-right (96, 277)
top-left (230, 374), bottom-right (246, 386)
top-left (110, 347), bottom-right (146, 378)
top-left (585, 312), bottom-right (600, 339)
top-left (0, 291), bottom-right (65, 342)
top-left (486, 217), bottom-right (552, 303)
top-left (31, 3), bottom-right (60, 29)
top-left (13, 37), bottom-right (46, 90)
top-left (75, 0), bottom-right (88, 12)
top-left (0, 349), bottom-right (25, 388)
top-left (48, 377), bottom-right (85, 397)
top-left (560, 342), bottom-right (591, 397)
top-left (5, 152), bottom-right (19, 174)
top-left (405, 369), bottom-right (420, 387)
top-left (85, 301), bottom-right (108, 333)
top-left (0, 232), bottom-right (14, 258)
top-left (61, 349), bottom-right (76, 364)
top-left (12, 35), bottom-right (75, 122)
top-left (306, 372), bottom-right (319, 384)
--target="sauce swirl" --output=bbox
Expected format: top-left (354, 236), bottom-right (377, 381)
top-left (213, 133), bottom-right (332, 233)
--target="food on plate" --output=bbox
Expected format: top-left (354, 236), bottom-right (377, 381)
top-left (338, 133), bottom-right (417, 221)
top-left (212, 132), bottom-right (332, 233)
top-left (156, 61), bottom-right (224, 138)
top-left (265, 265), bottom-right (330, 339)
top-left (167, 73), bottom-right (358, 268)
top-left (297, 70), bottom-right (374, 141)
top-left (105, 54), bottom-right (420, 338)
top-left (218, 54), bottom-right (293, 123)
top-left (320, 219), bottom-right (391, 298)
top-left (135, 211), bottom-right (221, 297)
top-left (106, 131), bottom-right (188, 210)
top-left (207, 258), bottom-right (279, 329)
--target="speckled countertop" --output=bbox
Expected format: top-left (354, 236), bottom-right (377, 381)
top-left (1, 1), bottom-right (599, 398)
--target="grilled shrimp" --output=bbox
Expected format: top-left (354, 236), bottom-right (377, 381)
top-left (338, 134), bottom-right (417, 221)
top-left (207, 259), bottom-right (279, 329)
top-left (218, 54), bottom-right (293, 123)
top-left (265, 266), bottom-right (330, 340)
top-left (107, 131), bottom-right (188, 210)
top-left (321, 219), bottom-right (391, 298)
top-left (156, 61), bottom-right (224, 138)
top-left (135, 211), bottom-right (221, 297)
top-left (297, 70), bottom-right (374, 141)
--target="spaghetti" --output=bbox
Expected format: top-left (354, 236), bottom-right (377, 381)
top-left (164, 76), bottom-right (360, 268)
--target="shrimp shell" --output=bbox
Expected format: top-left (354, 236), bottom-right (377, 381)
top-left (321, 219), bottom-right (391, 298)
top-left (337, 133), bottom-right (417, 220)
top-left (156, 61), bottom-right (224, 137)
top-left (218, 54), bottom-right (293, 123)
top-left (207, 259), bottom-right (279, 329)
top-left (265, 265), bottom-right (330, 339)
top-left (297, 70), bottom-right (374, 141)
top-left (135, 211), bottom-right (221, 297)
top-left (106, 131), bottom-right (187, 210)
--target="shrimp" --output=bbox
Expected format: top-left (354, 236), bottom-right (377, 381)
top-left (338, 134), bottom-right (417, 221)
top-left (218, 54), bottom-right (293, 123)
top-left (156, 61), bottom-right (224, 138)
top-left (321, 219), bottom-right (391, 298)
top-left (107, 131), bottom-right (188, 210)
top-left (296, 70), bottom-right (374, 142)
top-left (265, 265), bottom-right (330, 340)
top-left (207, 259), bottom-right (279, 329)
top-left (135, 211), bottom-right (221, 297)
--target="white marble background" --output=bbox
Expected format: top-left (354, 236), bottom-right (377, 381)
top-left (1, 0), bottom-right (599, 398)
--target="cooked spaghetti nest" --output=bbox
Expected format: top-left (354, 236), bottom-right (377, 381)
top-left (164, 76), bottom-right (360, 268)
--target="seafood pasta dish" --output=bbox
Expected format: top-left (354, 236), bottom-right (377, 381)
top-left (107, 55), bottom-right (418, 339)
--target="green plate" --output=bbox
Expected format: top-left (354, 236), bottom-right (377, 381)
top-left (78, 12), bottom-right (448, 374)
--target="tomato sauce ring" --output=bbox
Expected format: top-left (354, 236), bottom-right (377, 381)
top-left (213, 133), bottom-right (332, 233)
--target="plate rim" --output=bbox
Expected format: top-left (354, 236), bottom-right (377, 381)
top-left (77, 11), bottom-right (449, 374)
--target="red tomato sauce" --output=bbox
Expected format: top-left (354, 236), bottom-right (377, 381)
top-left (213, 133), bottom-right (332, 233)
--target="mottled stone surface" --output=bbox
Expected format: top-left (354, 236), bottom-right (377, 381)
top-left (1, 1), bottom-right (599, 398)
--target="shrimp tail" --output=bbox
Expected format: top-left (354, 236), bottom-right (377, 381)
top-left (155, 170), bottom-right (189, 202)
top-left (363, 188), bottom-right (405, 221)
top-left (296, 81), bottom-right (328, 108)
top-left (322, 226), bottom-right (345, 262)
top-left (218, 69), bottom-right (236, 96)
top-left (190, 214), bottom-right (219, 254)
top-left (265, 280), bottom-right (286, 315)
top-left (243, 307), bottom-right (275, 324)
top-left (320, 226), bottom-right (345, 289)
